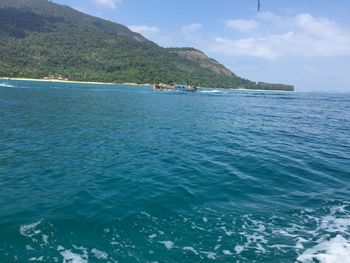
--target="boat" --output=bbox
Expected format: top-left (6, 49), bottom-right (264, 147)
top-left (154, 83), bottom-right (197, 92)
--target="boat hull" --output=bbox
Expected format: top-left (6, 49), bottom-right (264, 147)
top-left (154, 84), bottom-right (197, 92)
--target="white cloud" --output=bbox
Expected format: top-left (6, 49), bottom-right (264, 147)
top-left (212, 13), bottom-right (350, 60)
top-left (128, 25), bottom-right (160, 38)
top-left (182, 23), bottom-right (203, 34)
top-left (225, 19), bottom-right (258, 32)
top-left (93, 0), bottom-right (121, 9)
top-left (213, 34), bottom-right (292, 60)
top-left (257, 11), bottom-right (282, 22)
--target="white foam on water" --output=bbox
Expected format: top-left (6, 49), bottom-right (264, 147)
top-left (183, 246), bottom-right (199, 255)
top-left (57, 245), bottom-right (89, 263)
top-left (220, 226), bottom-right (233, 236)
top-left (222, 249), bottom-right (233, 255)
top-left (296, 203), bottom-right (350, 262)
top-left (57, 245), bottom-right (65, 251)
top-left (256, 242), bottom-right (267, 254)
top-left (0, 82), bottom-right (15, 88)
top-left (60, 250), bottom-right (88, 263)
top-left (277, 229), bottom-right (298, 238)
top-left (296, 237), bottom-right (308, 250)
top-left (148, 234), bottom-right (157, 239)
top-left (20, 220), bottom-right (42, 238)
top-left (42, 234), bottom-right (49, 245)
top-left (140, 211), bottom-right (152, 217)
top-left (199, 89), bottom-right (223, 93)
top-left (246, 232), bottom-right (267, 244)
top-left (234, 245), bottom-right (245, 254)
top-left (268, 244), bottom-right (294, 251)
top-left (191, 222), bottom-right (206, 231)
top-left (234, 230), bottom-right (268, 255)
top-left (297, 235), bottom-right (350, 263)
top-left (159, 241), bottom-right (174, 250)
top-left (29, 256), bottom-right (44, 261)
top-left (91, 248), bottom-right (108, 259)
top-left (319, 204), bottom-right (350, 232)
top-left (320, 215), bottom-right (350, 233)
top-left (26, 245), bottom-right (34, 251)
top-left (16, 204), bottom-right (347, 262)
top-left (72, 245), bottom-right (89, 258)
top-left (200, 251), bottom-right (216, 259)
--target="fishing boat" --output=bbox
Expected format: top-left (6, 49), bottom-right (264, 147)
top-left (154, 83), bottom-right (197, 92)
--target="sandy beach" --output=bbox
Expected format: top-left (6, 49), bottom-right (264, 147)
top-left (0, 77), bottom-right (152, 87)
top-left (0, 77), bottom-right (118, 85)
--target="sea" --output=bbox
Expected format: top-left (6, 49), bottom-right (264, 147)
top-left (0, 80), bottom-right (349, 262)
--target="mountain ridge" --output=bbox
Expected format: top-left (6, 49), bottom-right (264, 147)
top-left (0, 0), bottom-right (294, 90)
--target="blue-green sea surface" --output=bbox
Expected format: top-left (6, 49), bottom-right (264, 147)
top-left (0, 80), bottom-right (350, 262)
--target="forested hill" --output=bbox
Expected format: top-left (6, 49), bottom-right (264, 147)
top-left (0, 0), bottom-right (294, 91)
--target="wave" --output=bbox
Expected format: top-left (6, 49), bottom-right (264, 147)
top-left (297, 203), bottom-right (350, 263)
top-left (15, 202), bottom-right (350, 262)
top-left (298, 235), bottom-right (350, 263)
top-left (0, 82), bottom-right (16, 88)
top-left (199, 89), bottom-right (228, 94)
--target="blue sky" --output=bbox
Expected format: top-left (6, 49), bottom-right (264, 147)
top-left (54, 0), bottom-right (350, 91)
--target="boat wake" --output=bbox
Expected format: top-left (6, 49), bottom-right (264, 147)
top-left (0, 82), bottom-right (15, 88)
top-left (13, 201), bottom-right (350, 262)
top-left (199, 89), bottom-right (228, 94)
top-left (297, 202), bottom-right (350, 263)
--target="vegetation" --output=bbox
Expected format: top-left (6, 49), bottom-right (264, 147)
top-left (0, 0), bottom-right (294, 91)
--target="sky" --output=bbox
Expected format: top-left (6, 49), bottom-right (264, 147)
top-left (53, 0), bottom-right (350, 92)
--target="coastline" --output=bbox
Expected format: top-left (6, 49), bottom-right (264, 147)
top-left (236, 88), bottom-right (293, 92)
top-left (0, 77), bottom-right (152, 87)
top-left (1, 77), bottom-right (292, 91)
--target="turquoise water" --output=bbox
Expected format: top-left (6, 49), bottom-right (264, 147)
top-left (0, 80), bottom-right (349, 262)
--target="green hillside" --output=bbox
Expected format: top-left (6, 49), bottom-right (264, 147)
top-left (0, 0), bottom-right (294, 90)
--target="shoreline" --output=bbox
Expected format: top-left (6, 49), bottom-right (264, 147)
top-left (1, 77), bottom-right (292, 92)
top-left (0, 77), bottom-right (152, 87)
top-left (236, 88), bottom-right (293, 92)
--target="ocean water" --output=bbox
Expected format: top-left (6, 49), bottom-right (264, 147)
top-left (0, 80), bottom-right (349, 263)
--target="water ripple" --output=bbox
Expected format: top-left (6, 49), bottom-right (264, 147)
top-left (0, 81), bottom-right (349, 262)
